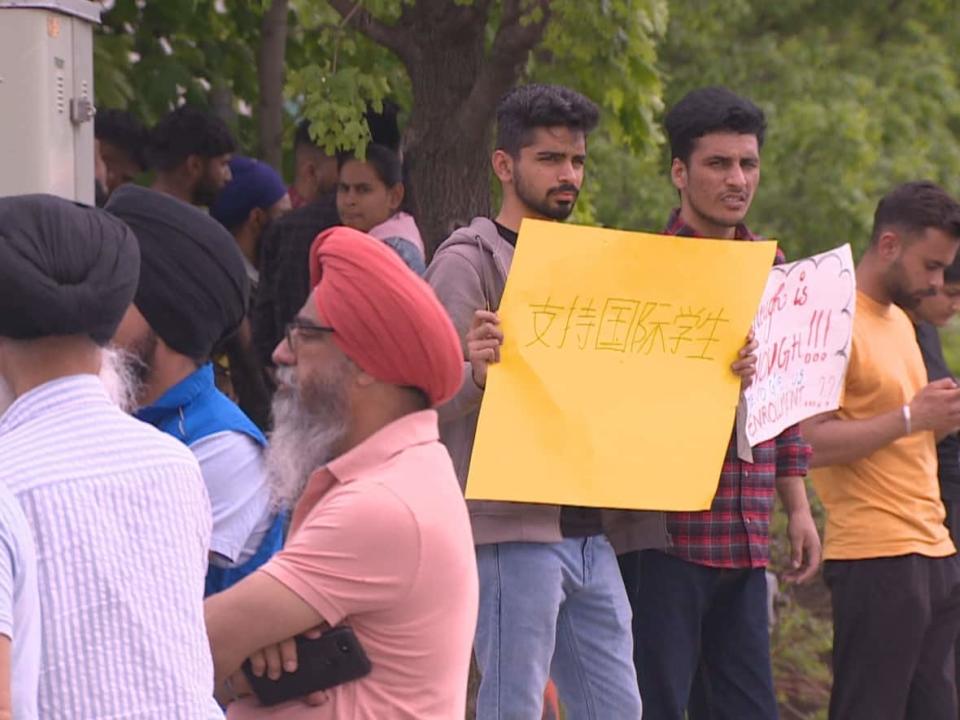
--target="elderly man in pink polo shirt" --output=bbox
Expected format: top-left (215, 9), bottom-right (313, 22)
top-left (205, 226), bottom-right (478, 719)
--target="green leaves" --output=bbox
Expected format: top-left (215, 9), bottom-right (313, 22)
top-left (287, 64), bottom-right (391, 155)
top-left (531, 0), bottom-right (667, 152)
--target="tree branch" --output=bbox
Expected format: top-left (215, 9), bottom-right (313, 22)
top-left (457, 0), bottom-right (553, 140)
top-left (327, 0), bottom-right (413, 62)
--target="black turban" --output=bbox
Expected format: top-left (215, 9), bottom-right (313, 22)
top-left (105, 184), bottom-right (248, 360)
top-left (0, 194), bottom-right (139, 344)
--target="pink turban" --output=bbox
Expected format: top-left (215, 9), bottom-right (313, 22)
top-left (309, 226), bottom-right (463, 407)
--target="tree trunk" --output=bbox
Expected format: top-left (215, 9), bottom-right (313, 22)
top-left (328, 0), bottom-right (552, 257)
top-left (257, 0), bottom-right (289, 171)
top-left (404, 19), bottom-right (492, 256)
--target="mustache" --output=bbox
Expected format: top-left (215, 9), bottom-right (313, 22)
top-left (549, 184), bottom-right (580, 197)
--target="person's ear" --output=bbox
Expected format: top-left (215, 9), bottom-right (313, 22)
top-left (249, 207), bottom-right (267, 234)
top-left (304, 160), bottom-right (320, 191)
top-left (876, 230), bottom-right (902, 261)
top-left (185, 154), bottom-right (204, 181)
top-left (670, 158), bottom-right (688, 192)
top-left (492, 149), bottom-right (515, 184)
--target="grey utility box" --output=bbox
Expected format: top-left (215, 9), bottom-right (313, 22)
top-left (0, 1), bottom-right (101, 204)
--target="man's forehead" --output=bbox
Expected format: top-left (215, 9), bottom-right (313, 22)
top-left (690, 131), bottom-right (759, 157)
top-left (524, 126), bottom-right (587, 153)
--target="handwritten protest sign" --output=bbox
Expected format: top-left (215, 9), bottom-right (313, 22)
top-left (465, 219), bottom-right (777, 511)
top-left (743, 244), bottom-right (855, 446)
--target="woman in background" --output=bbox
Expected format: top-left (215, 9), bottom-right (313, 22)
top-left (336, 144), bottom-right (426, 275)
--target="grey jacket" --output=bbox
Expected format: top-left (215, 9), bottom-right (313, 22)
top-left (425, 217), bottom-right (667, 552)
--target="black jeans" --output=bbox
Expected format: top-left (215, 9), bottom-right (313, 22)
top-left (621, 549), bottom-right (778, 720)
top-left (944, 500), bottom-right (960, 720)
top-left (823, 553), bottom-right (960, 720)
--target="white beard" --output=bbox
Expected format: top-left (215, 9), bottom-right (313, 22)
top-left (99, 346), bottom-right (143, 413)
top-left (266, 365), bottom-right (349, 511)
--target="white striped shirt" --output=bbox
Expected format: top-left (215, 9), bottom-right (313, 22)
top-left (0, 375), bottom-right (223, 719)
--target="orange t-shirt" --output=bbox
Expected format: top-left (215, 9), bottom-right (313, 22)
top-left (227, 410), bottom-right (479, 719)
top-left (812, 291), bottom-right (955, 560)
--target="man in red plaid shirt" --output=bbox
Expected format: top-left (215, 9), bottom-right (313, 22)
top-left (620, 87), bottom-right (821, 720)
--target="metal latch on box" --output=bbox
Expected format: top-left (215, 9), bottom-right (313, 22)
top-left (70, 96), bottom-right (94, 124)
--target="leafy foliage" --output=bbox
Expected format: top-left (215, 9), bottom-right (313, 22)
top-left (592, 0), bottom-right (960, 262)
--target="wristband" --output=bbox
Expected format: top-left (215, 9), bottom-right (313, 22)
top-left (902, 404), bottom-right (912, 435)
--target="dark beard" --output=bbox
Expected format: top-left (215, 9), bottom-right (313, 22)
top-left (514, 167), bottom-right (579, 221)
top-left (193, 179), bottom-right (221, 207)
top-left (887, 262), bottom-right (933, 310)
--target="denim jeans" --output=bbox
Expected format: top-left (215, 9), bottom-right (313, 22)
top-left (474, 536), bottom-right (642, 719)
top-left (626, 549), bottom-right (778, 720)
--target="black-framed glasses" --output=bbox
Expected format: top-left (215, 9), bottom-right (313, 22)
top-left (284, 317), bottom-right (335, 351)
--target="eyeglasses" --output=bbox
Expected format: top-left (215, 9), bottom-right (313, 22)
top-left (284, 318), bottom-right (335, 352)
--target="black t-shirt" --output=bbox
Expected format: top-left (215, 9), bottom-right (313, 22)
top-left (493, 219), bottom-right (603, 536)
top-left (914, 321), bottom-right (960, 500)
top-left (494, 221), bottom-right (519, 247)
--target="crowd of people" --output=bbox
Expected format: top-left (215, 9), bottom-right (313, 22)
top-left (2, 80), bottom-right (960, 720)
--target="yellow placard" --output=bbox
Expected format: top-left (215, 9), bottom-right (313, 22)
top-left (465, 219), bottom-right (777, 511)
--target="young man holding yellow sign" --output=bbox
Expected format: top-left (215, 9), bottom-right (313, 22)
top-left (427, 84), bottom-right (663, 719)
top-left (622, 86), bottom-right (821, 720)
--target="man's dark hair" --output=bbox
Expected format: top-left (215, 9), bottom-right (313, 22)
top-left (95, 109), bottom-right (149, 171)
top-left (495, 84), bottom-right (600, 157)
top-left (870, 181), bottom-right (960, 246)
top-left (665, 86), bottom-right (766, 165)
top-left (146, 105), bottom-right (236, 172)
top-left (945, 252), bottom-right (960, 284)
top-left (294, 119), bottom-right (316, 151)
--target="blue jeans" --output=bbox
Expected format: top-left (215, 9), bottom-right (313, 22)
top-left (627, 549), bottom-right (778, 720)
top-left (474, 537), bottom-right (642, 719)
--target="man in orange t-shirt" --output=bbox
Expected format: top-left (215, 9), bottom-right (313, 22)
top-left (204, 227), bottom-right (478, 719)
top-left (803, 181), bottom-right (960, 720)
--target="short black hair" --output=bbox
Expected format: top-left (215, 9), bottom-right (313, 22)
top-left (95, 109), bottom-right (149, 171)
top-left (871, 181), bottom-right (960, 245)
top-left (945, 252), bottom-right (960, 284)
top-left (337, 144), bottom-right (403, 187)
top-left (146, 105), bottom-right (236, 172)
top-left (495, 84), bottom-right (600, 157)
top-left (294, 119), bottom-right (316, 150)
top-left (665, 86), bottom-right (766, 164)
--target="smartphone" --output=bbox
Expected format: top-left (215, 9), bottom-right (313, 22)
top-left (242, 626), bottom-right (372, 706)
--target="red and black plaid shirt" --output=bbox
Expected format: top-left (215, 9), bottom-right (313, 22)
top-left (663, 209), bottom-right (811, 568)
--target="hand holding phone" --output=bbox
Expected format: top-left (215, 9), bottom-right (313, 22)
top-left (242, 626), bottom-right (372, 707)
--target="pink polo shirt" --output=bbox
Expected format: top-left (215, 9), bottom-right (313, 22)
top-left (227, 410), bottom-right (478, 719)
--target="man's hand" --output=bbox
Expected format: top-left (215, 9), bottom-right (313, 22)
top-left (910, 378), bottom-right (960, 435)
top-left (782, 508), bottom-right (822, 584)
top-left (731, 330), bottom-right (759, 390)
top-left (246, 625), bottom-right (328, 680)
top-left (244, 625), bottom-right (330, 706)
top-left (467, 310), bottom-right (504, 389)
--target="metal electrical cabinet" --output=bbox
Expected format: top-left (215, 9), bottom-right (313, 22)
top-left (0, 0), bottom-right (101, 204)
